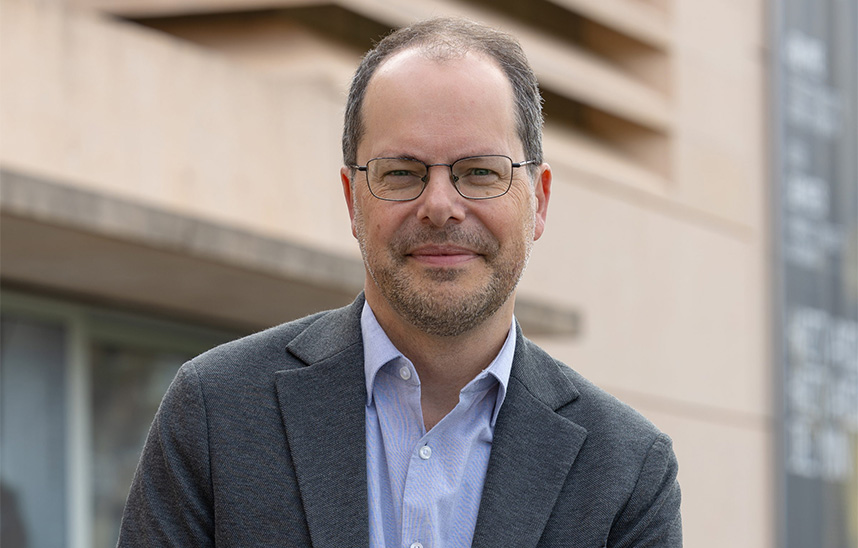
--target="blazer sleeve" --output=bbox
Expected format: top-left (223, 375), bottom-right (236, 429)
top-left (609, 433), bottom-right (683, 547)
top-left (116, 363), bottom-right (215, 547)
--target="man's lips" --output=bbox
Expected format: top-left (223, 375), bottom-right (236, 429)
top-left (406, 245), bottom-right (481, 266)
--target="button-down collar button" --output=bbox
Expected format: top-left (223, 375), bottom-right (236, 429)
top-left (418, 445), bottom-right (432, 460)
top-left (399, 366), bottom-right (412, 381)
top-left (410, 542), bottom-right (424, 548)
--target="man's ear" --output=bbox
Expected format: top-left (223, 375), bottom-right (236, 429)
top-left (533, 163), bottom-right (551, 241)
top-left (341, 166), bottom-right (358, 239)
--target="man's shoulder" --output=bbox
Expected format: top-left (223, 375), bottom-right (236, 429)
top-left (518, 336), bottom-right (668, 450)
top-left (558, 364), bottom-right (676, 486)
top-left (184, 297), bottom-right (362, 384)
top-left (560, 364), bottom-right (664, 441)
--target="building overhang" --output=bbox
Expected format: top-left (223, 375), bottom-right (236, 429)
top-left (1, 168), bottom-right (580, 336)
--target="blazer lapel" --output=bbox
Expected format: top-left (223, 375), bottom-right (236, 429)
top-left (274, 297), bottom-right (369, 547)
top-left (472, 329), bottom-right (588, 548)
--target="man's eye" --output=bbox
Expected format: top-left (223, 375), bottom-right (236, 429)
top-left (387, 170), bottom-right (417, 177)
top-left (463, 167), bottom-right (498, 178)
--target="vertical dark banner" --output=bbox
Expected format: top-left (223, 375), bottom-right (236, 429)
top-left (775, 0), bottom-right (858, 547)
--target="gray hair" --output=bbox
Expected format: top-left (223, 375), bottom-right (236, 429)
top-left (342, 18), bottom-right (544, 175)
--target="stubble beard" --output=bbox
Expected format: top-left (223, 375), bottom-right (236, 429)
top-left (355, 206), bottom-right (534, 337)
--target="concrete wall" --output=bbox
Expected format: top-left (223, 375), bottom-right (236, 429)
top-left (0, 0), bottom-right (774, 545)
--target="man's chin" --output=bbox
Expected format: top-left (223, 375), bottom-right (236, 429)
top-left (406, 258), bottom-right (489, 284)
top-left (417, 267), bottom-right (469, 283)
top-left (410, 272), bottom-right (489, 297)
top-left (390, 283), bottom-right (506, 335)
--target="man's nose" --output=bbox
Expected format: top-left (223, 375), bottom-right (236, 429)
top-left (415, 165), bottom-right (467, 227)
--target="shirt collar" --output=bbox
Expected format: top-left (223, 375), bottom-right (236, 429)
top-left (361, 301), bottom-right (515, 426)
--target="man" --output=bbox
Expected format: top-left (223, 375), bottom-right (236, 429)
top-left (118, 17), bottom-right (682, 548)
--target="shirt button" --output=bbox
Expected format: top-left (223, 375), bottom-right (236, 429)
top-left (410, 543), bottom-right (423, 548)
top-left (418, 445), bottom-right (432, 460)
top-left (399, 366), bottom-right (412, 381)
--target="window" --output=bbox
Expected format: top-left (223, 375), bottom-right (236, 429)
top-left (1, 317), bottom-right (68, 548)
top-left (0, 292), bottom-right (240, 548)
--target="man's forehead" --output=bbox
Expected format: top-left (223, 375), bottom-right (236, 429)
top-left (357, 46), bottom-right (520, 160)
top-left (363, 47), bottom-right (514, 116)
top-left (370, 46), bottom-right (505, 86)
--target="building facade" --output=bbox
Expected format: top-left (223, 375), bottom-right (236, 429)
top-left (0, 0), bottom-right (801, 546)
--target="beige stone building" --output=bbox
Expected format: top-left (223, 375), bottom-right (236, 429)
top-left (1, 0), bottom-right (775, 546)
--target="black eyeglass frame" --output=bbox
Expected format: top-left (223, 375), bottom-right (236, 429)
top-left (350, 154), bottom-right (538, 202)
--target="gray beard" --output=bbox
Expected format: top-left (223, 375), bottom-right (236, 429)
top-left (357, 219), bottom-right (530, 337)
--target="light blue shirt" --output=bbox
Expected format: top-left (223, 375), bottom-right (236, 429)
top-left (362, 302), bottom-right (515, 548)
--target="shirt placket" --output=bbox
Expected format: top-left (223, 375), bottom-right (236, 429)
top-left (398, 362), bottom-right (433, 548)
top-left (399, 384), bottom-right (494, 548)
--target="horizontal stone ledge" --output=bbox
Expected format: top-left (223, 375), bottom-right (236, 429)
top-left (1, 167), bottom-right (580, 336)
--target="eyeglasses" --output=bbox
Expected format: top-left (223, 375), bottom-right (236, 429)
top-left (351, 155), bottom-right (537, 201)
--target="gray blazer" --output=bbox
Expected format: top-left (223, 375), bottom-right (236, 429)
top-left (118, 295), bottom-right (681, 547)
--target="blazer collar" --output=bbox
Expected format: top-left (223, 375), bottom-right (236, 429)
top-left (275, 297), bottom-right (587, 548)
top-left (274, 294), bottom-right (369, 546)
top-left (472, 323), bottom-right (588, 548)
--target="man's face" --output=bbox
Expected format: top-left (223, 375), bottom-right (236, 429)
top-left (341, 48), bottom-right (550, 337)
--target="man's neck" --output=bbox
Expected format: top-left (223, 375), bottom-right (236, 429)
top-left (365, 291), bottom-right (514, 430)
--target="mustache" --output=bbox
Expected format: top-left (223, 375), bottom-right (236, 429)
top-left (392, 225), bottom-right (499, 256)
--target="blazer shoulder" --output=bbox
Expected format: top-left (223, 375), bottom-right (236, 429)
top-left (514, 335), bottom-right (668, 450)
top-left (552, 360), bottom-right (673, 467)
top-left (183, 300), bottom-right (358, 390)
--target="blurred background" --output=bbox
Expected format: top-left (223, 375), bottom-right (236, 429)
top-left (0, 0), bottom-right (855, 547)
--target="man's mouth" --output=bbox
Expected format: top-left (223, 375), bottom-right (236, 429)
top-left (407, 244), bottom-right (481, 267)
